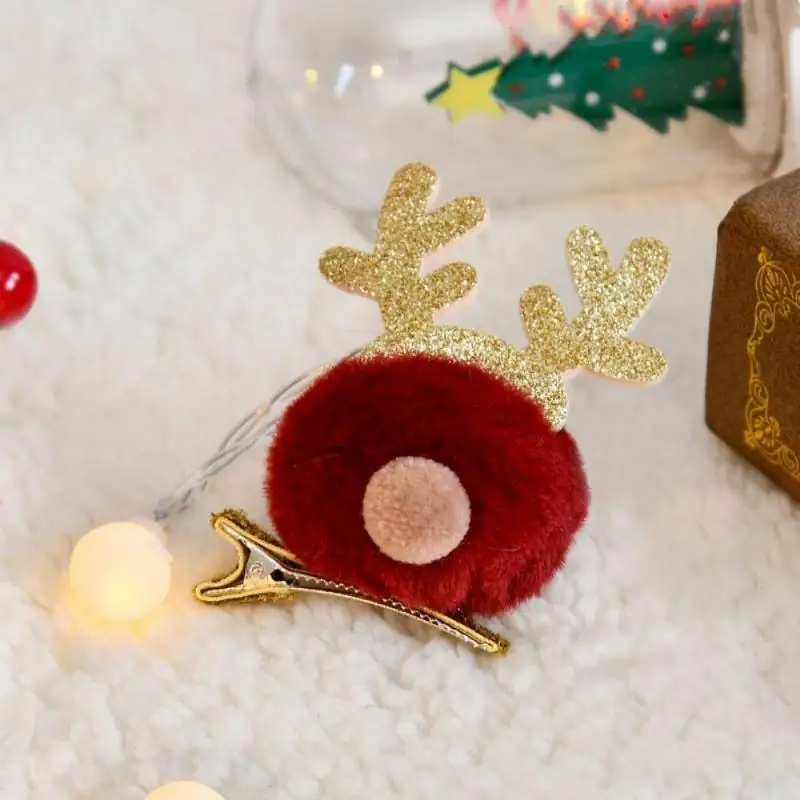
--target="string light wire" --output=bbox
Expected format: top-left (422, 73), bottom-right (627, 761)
top-left (151, 349), bottom-right (360, 523)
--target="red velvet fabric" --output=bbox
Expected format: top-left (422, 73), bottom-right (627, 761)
top-left (267, 354), bottom-right (589, 616)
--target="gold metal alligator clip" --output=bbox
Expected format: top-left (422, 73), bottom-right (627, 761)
top-left (195, 510), bottom-right (509, 656)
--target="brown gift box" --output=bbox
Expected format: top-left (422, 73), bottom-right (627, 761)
top-left (706, 169), bottom-right (800, 500)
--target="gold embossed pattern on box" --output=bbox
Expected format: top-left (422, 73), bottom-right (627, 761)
top-left (744, 248), bottom-right (800, 480)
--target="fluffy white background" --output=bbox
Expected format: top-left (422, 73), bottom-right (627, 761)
top-left (3, 1), bottom-right (800, 798)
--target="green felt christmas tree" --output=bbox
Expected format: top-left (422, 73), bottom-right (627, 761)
top-left (427, 4), bottom-right (744, 133)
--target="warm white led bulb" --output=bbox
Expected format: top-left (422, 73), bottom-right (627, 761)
top-left (146, 781), bottom-right (224, 800)
top-left (68, 520), bottom-right (172, 622)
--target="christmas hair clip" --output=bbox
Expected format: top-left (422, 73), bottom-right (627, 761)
top-left (69, 162), bottom-right (669, 656)
top-left (191, 162), bottom-right (670, 655)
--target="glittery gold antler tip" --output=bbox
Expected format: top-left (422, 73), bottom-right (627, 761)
top-left (318, 162), bottom-right (486, 334)
top-left (521, 226), bottom-right (669, 388)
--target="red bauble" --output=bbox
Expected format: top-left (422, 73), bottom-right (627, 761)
top-left (267, 354), bottom-right (589, 616)
top-left (0, 242), bottom-right (37, 329)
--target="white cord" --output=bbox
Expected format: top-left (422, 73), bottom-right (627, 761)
top-left (151, 350), bottom-right (359, 522)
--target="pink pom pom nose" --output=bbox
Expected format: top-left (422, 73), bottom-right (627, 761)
top-left (362, 456), bottom-right (471, 565)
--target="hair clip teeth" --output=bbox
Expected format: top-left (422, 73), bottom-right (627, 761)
top-left (195, 510), bottom-right (510, 655)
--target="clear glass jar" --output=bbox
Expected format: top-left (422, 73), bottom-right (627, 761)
top-left (249, 0), bottom-right (788, 232)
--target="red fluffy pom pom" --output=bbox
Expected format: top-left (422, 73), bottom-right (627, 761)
top-left (267, 354), bottom-right (589, 616)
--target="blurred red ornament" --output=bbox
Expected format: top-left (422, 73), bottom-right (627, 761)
top-left (0, 242), bottom-right (37, 329)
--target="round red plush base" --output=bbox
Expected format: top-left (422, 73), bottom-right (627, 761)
top-left (267, 354), bottom-right (589, 616)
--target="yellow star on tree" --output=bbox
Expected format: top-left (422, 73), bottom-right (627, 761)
top-left (426, 61), bottom-right (506, 123)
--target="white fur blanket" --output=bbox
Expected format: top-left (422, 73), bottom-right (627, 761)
top-left (3, 2), bottom-right (800, 798)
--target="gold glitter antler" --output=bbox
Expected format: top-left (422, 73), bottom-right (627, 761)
top-left (319, 163), bottom-right (487, 334)
top-left (318, 166), bottom-right (667, 431)
top-left (521, 226), bottom-right (669, 383)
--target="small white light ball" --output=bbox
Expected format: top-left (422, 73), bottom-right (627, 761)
top-left (69, 519), bottom-right (172, 622)
top-left (146, 781), bottom-right (224, 800)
